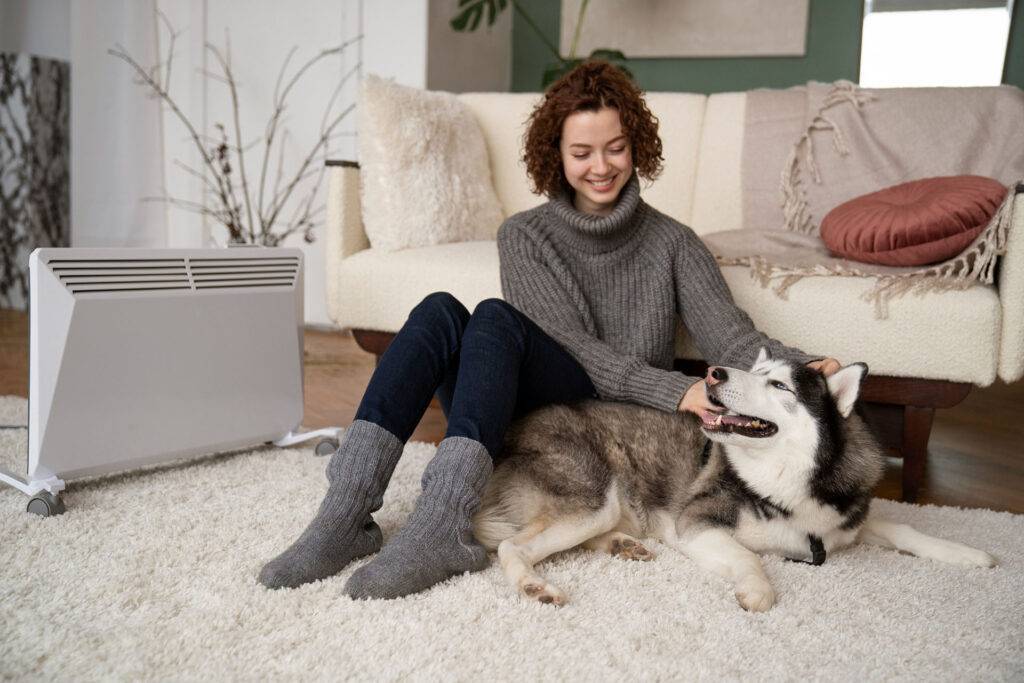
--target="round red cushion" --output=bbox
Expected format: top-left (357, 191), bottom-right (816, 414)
top-left (820, 175), bottom-right (1007, 267)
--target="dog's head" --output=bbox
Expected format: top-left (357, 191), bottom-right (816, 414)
top-left (699, 348), bottom-right (867, 453)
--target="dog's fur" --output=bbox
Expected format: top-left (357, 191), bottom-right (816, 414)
top-left (472, 349), bottom-right (996, 610)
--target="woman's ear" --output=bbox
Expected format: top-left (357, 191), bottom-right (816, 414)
top-left (826, 363), bottom-right (868, 418)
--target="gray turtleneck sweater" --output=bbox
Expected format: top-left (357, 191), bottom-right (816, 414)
top-left (497, 173), bottom-right (818, 414)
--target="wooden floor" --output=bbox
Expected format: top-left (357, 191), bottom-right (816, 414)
top-left (3, 309), bottom-right (1022, 513)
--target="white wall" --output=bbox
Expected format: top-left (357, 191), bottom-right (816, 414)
top-left (363, 0), bottom-right (429, 87)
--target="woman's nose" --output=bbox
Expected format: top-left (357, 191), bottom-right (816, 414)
top-left (592, 155), bottom-right (609, 175)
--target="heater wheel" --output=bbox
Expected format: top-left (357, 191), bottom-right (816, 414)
top-left (315, 438), bottom-right (339, 456)
top-left (27, 491), bottom-right (66, 517)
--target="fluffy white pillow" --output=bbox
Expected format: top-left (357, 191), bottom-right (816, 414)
top-left (358, 75), bottom-right (505, 252)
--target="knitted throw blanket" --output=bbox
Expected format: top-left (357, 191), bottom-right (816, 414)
top-left (716, 80), bottom-right (1024, 317)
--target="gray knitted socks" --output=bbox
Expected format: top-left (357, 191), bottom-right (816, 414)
top-left (258, 420), bottom-right (404, 589)
top-left (343, 436), bottom-right (494, 600)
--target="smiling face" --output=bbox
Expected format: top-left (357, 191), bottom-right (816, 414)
top-left (559, 107), bottom-right (634, 216)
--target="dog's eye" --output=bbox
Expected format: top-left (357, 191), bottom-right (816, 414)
top-left (770, 380), bottom-right (790, 392)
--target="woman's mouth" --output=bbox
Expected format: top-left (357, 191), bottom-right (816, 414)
top-left (586, 176), bottom-right (616, 192)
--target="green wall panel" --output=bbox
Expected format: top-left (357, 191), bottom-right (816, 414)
top-left (512, 0), bottom-right (865, 93)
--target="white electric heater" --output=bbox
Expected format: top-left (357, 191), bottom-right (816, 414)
top-left (0, 247), bottom-right (341, 515)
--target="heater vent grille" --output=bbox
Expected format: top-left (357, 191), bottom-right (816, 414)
top-left (49, 255), bottom-right (300, 295)
top-left (50, 259), bottom-right (191, 294)
top-left (188, 257), bottom-right (299, 290)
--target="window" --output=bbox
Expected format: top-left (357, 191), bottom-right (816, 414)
top-left (859, 0), bottom-right (1014, 87)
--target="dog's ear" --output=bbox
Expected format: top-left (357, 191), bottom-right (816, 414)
top-left (826, 363), bottom-right (868, 418)
top-left (753, 347), bottom-right (772, 368)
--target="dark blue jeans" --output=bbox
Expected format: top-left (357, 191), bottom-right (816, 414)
top-left (354, 292), bottom-right (597, 459)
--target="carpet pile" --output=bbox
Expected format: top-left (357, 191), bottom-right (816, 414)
top-left (1, 396), bottom-right (1022, 680)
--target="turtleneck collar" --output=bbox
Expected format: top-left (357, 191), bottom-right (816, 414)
top-left (548, 172), bottom-right (643, 254)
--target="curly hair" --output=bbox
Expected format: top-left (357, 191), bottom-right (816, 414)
top-left (523, 60), bottom-right (664, 197)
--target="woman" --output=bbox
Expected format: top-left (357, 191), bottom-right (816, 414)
top-left (259, 61), bottom-right (839, 599)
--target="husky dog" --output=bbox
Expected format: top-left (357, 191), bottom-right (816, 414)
top-left (472, 349), bottom-right (996, 610)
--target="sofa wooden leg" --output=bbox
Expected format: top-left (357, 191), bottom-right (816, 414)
top-left (901, 405), bottom-right (935, 503)
top-left (351, 330), bottom-right (395, 362)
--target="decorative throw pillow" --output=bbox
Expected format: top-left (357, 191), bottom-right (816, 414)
top-left (819, 175), bottom-right (1007, 267)
top-left (358, 75), bottom-right (505, 252)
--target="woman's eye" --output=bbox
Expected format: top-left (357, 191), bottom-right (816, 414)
top-left (572, 153), bottom-right (588, 159)
top-left (770, 380), bottom-right (790, 392)
top-left (609, 147), bottom-right (626, 154)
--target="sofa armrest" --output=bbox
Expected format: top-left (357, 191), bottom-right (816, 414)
top-left (998, 184), bottom-right (1024, 382)
top-left (325, 161), bottom-right (369, 326)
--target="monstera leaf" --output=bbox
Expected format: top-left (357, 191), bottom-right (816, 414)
top-left (450, 0), bottom-right (508, 32)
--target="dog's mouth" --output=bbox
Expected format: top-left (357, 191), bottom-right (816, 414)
top-left (699, 401), bottom-right (778, 439)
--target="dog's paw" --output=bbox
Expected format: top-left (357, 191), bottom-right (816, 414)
top-left (519, 577), bottom-right (568, 607)
top-left (610, 537), bottom-right (655, 562)
top-left (735, 575), bottom-right (775, 613)
top-left (938, 543), bottom-right (997, 568)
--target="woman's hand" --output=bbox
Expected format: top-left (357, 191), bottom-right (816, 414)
top-left (806, 357), bottom-right (841, 376)
top-left (678, 379), bottom-right (725, 417)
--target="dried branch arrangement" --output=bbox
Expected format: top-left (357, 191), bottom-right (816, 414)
top-left (109, 15), bottom-right (360, 246)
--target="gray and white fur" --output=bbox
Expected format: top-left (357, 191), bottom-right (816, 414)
top-left (473, 348), bottom-right (996, 610)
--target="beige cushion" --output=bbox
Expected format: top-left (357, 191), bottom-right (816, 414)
top-left (333, 241), bottom-right (501, 332)
top-left (691, 92), bottom-right (746, 236)
top-left (677, 266), bottom-right (999, 384)
top-left (458, 92), bottom-right (707, 225)
top-left (332, 241), bottom-right (999, 385)
top-left (457, 93), bottom-right (547, 218)
top-left (359, 76), bottom-right (505, 251)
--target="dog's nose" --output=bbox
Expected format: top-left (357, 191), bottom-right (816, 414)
top-left (707, 367), bottom-right (728, 386)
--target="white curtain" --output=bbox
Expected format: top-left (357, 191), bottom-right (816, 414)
top-left (70, 0), bottom-right (169, 248)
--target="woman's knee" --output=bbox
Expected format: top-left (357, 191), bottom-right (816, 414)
top-left (467, 298), bottom-right (527, 342)
top-left (472, 298), bottom-right (520, 320)
top-left (410, 292), bottom-right (470, 327)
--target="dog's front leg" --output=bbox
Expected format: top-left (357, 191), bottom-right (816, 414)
top-left (859, 518), bottom-right (996, 568)
top-left (656, 515), bottom-right (775, 612)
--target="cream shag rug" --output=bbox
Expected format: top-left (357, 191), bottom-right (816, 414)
top-left (1, 396), bottom-right (1022, 680)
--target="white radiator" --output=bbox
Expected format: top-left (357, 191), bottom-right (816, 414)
top-left (0, 247), bottom-right (339, 515)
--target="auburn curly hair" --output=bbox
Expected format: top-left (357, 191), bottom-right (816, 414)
top-left (523, 60), bottom-right (664, 197)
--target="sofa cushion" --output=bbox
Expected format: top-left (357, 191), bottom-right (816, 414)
top-left (691, 92), bottom-right (747, 236)
top-left (676, 265), bottom-right (999, 385)
top-left (330, 242), bottom-right (999, 385)
top-left (820, 175), bottom-right (1007, 266)
top-left (457, 93), bottom-right (547, 221)
top-left (458, 92), bottom-right (707, 226)
top-left (334, 241), bottom-right (501, 331)
top-left (359, 76), bottom-right (505, 251)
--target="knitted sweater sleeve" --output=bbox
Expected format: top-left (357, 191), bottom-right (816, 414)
top-left (674, 226), bottom-right (821, 369)
top-left (498, 219), bottom-right (695, 413)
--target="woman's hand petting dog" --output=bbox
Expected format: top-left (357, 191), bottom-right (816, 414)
top-left (678, 379), bottom-right (724, 417)
top-left (806, 357), bottom-right (842, 376)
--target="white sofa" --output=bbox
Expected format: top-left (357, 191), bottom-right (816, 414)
top-left (324, 89), bottom-right (1024, 501)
